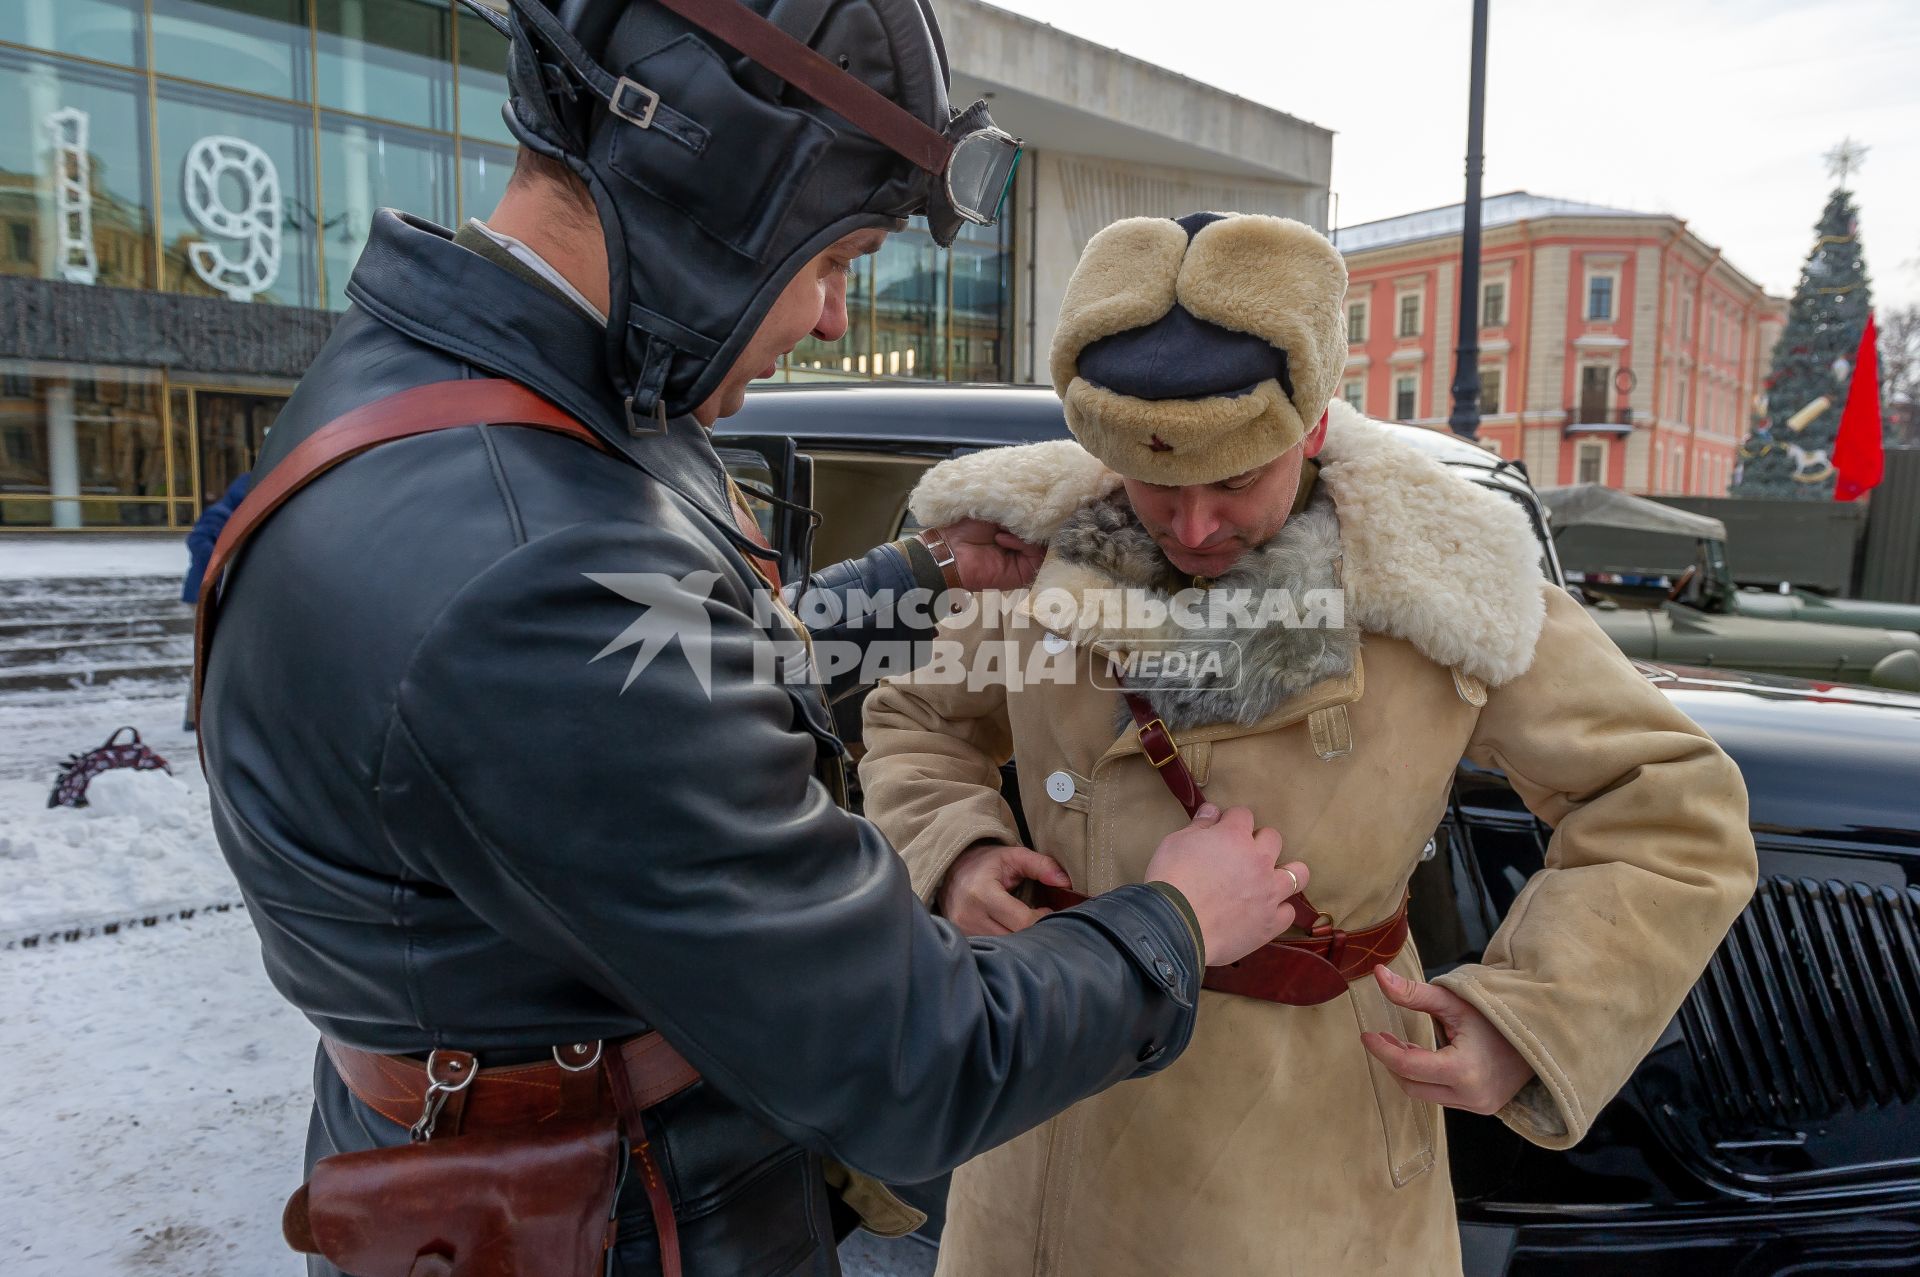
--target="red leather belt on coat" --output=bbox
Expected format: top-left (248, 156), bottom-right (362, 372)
top-left (1036, 681), bottom-right (1409, 1007)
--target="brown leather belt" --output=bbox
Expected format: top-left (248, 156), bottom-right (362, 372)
top-left (1032, 882), bottom-right (1408, 1006)
top-left (314, 1033), bottom-right (701, 1277)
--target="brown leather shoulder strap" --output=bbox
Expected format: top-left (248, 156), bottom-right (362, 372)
top-left (192, 379), bottom-right (608, 720)
top-left (1112, 663), bottom-right (1320, 924)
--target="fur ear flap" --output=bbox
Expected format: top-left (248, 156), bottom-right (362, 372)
top-left (908, 440), bottom-right (1122, 544)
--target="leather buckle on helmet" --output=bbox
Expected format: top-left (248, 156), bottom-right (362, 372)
top-left (610, 76), bottom-right (660, 130)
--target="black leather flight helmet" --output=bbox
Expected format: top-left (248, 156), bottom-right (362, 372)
top-left (461, 0), bottom-right (1021, 429)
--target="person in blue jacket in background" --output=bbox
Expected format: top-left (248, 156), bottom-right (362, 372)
top-left (181, 473), bottom-right (252, 606)
top-left (181, 472), bottom-right (250, 728)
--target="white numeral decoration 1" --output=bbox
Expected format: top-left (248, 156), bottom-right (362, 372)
top-left (45, 108), bottom-right (99, 286)
top-left (183, 136), bottom-right (282, 302)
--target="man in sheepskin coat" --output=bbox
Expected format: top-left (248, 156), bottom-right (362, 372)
top-left (857, 212), bottom-right (1757, 1276)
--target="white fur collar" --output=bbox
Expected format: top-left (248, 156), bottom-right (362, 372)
top-left (908, 401), bottom-right (1547, 686)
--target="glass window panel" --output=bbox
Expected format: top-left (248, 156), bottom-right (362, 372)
top-left (0, 365), bottom-right (50, 498)
top-left (458, 139), bottom-right (513, 223)
top-left (1480, 367), bottom-right (1501, 414)
top-left (153, 0), bottom-right (311, 102)
top-left (320, 113), bottom-right (453, 308)
top-left (0, 367), bottom-right (164, 526)
top-left (168, 386), bottom-right (195, 504)
top-left (874, 224), bottom-right (942, 381)
top-left (317, 0), bottom-right (453, 131)
top-left (1588, 275), bottom-right (1613, 320)
top-left (789, 254), bottom-right (872, 379)
top-left (1, 0), bottom-right (145, 68)
top-left (948, 217), bottom-right (1007, 382)
top-left (194, 390), bottom-right (283, 500)
top-left (0, 49), bottom-right (154, 289)
top-left (456, 9), bottom-right (516, 147)
top-left (157, 81), bottom-right (319, 308)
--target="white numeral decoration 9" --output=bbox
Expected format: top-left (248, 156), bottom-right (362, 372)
top-left (183, 135), bottom-right (282, 302)
top-left (45, 108), bottom-right (99, 285)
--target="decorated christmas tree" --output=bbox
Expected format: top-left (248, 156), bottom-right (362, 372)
top-left (1734, 140), bottom-right (1875, 499)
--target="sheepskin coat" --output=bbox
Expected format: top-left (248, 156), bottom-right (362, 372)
top-left (858, 403), bottom-right (1756, 1277)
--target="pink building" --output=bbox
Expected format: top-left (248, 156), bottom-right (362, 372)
top-left (1332, 192), bottom-right (1787, 494)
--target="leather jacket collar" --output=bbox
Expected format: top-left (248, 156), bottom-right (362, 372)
top-left (344, 210), bottom-right (738, 541)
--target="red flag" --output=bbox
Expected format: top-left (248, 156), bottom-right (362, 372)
top-left (1834, 312), bottom-right (1883, 501)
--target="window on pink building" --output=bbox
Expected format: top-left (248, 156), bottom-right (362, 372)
top-left (1347, 301), bottom-right (1367, 344)
top-left (1398, 294), bottom-right (1420, 338)
top-left (1479, 366), bottom-right (1501, 414)
top-left (1577, 441), bottom-right (1605, 485)
top-left (1482, 281), bottom-right (1505, 328)
top-left (1579, 366), bottom-right (1610, 423)
top-left (1394, 375), bottom-right (1417, 421)
top-left (1587, 275), bottom-right (1614, 321)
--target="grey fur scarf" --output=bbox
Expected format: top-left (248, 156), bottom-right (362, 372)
top-left (1048, 490), bottom-right (1359, 730)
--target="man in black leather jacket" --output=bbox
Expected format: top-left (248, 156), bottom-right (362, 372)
top-left (201, 2), bottom-right (1303, 1272)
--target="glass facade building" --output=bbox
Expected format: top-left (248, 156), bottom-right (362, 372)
top-left (0, 0), bottom-right (1013, 530)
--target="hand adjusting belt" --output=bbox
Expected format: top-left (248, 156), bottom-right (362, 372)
top-left (1034, 681), bottom-right (1408, 1006)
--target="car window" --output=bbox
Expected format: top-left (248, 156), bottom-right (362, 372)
top-left (715, 447), bottom-right (778, 544)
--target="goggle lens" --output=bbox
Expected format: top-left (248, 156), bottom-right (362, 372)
top-left (946, 128), bottom-right (1023, 226)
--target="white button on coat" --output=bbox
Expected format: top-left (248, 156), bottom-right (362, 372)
top-left (1045, 771), bottom-right (1076, 803)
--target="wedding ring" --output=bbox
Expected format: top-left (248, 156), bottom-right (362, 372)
top-left (1279, 866), bottom-right (1300, 898)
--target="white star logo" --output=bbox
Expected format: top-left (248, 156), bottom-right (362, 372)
top-left (586, 571), bottom-right (722, 697)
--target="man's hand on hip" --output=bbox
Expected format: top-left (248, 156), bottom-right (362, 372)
top-left (939, 840), bottom-right (1073, 936)
top-left (938, 518), bottom-right (1045, 592)
top-left (1360, 965), bottom-right (1535, 1115)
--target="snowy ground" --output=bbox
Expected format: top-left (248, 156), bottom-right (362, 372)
top-left (0, 666), bottom-right (932, 1275)
top-left (0, 534), bottom-right (190, 581)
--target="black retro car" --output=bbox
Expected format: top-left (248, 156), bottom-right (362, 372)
top-left (718, 383), bottom-right (1920, 1276)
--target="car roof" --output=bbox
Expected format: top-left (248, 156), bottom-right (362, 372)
top-left (725, 383), bottom-right (1507, 471)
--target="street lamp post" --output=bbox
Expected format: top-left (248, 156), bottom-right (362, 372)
top-left (1448, 0), bottom-right (1490, 439)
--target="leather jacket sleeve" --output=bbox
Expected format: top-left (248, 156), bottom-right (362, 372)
top-left (789, 539), bottom-right (951, 703)
top-left (375, 518), bottom-right (1199, 1183)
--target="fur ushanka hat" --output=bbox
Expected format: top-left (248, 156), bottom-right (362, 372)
top-left (1049, 211), bottom-right (1349, 486)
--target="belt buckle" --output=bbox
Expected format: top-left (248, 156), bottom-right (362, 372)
top-left (611, 76), bottom-right (660, 129)
top-left (1140, 717), bottom-right (1179, 768)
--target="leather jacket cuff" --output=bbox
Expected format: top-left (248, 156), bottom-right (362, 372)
top-left (1040, 882), bottom-right (1202, 1072)
top-left (1145, 880), bottom-right (1204, 967)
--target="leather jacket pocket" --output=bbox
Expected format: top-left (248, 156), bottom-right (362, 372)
top-left (606, 35), bottom-right (833, 259)
top-left (1348, 952), bottom-right (1438, 1188)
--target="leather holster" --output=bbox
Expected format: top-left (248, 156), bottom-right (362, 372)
top-left (284, 1116), bottom-right (625, 1277)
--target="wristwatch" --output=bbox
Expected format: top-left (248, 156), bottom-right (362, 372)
top-left (913, 526), bottom-right (966, 591)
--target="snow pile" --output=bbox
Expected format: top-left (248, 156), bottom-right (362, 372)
top-left (0, 768), bottom-right (236, 939)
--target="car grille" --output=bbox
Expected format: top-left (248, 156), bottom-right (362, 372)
top-left (1679, 874), bottom-right (1920, 1126)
